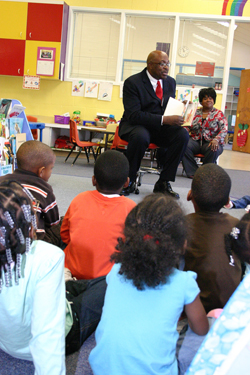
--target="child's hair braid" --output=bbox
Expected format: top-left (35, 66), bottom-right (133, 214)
top-left (0, 181), bottom-right (37, 292)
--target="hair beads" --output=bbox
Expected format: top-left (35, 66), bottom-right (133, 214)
top-left (4, 211), bottom-right (14, 228)
top-left (0, 181), bottom-right (36, 292)
top-left (16, 228), bottom-right (25, 245)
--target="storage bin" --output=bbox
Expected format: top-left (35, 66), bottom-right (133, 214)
top-left (54, 115), bottom-right (70, 124)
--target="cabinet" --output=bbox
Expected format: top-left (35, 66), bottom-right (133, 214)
top-left (0, 1), bottom-right (69, 80)
top-left (0, 1), bottom-right (27, 40)
top-left (26, 3), bottom-right (64, 42)
top-left (0, 39), bottom-right (25, 76)
top-left (232, 70), bottom-right (250, 153)
top-left (225, 86), bottom-right (239, 128)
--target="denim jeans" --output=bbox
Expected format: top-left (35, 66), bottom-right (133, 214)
top-left (233, 195), bottom-right (250, 209)
top-left (177, 317), bottom-right (216, 375)
top-left (65, 276), bottom-right (107, 355)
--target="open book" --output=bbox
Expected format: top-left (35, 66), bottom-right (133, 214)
top-left (164, 97), bottom-right (198, 126)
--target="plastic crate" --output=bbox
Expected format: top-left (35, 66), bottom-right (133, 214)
top-left (54, 115), bottom-right (70, 124)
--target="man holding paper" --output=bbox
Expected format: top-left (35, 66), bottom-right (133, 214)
top-left (119, 50), bottom-right (189, 198)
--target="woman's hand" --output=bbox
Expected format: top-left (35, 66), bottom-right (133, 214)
top-left (209, 139), bottom-right (219, 151)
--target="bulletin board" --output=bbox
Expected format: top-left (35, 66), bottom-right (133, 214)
top-left (36, 47), bottom-right (56, 76)
top-left (195, 62), bottom-right (215, 77)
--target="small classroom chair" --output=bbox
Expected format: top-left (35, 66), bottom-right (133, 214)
top-left (65, 120), bottom-right (99, 166)
top-left (182, 153), bottom-right (220, 176)
top-left (27, 115), bottom-right (38, 140)
top-left (111, 127), bottom-right (160, 194)
top-left (96, 123), bottom-right (118, 155)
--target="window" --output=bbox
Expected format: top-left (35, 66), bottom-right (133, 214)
top-left (69, 11), bottom-right (121, 80)
top-left (176, 19), bottom-right (229, 87)
top-left (122, 16), bottom-right (175, 81)
top-left (66, 7), bottom-right (250, 111)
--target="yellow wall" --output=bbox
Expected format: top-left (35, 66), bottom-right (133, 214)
top-left (0, 0), bottom-right (244, 120)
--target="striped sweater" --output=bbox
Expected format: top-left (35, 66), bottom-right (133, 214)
top-left (0, 169), bottom-right (60, 240)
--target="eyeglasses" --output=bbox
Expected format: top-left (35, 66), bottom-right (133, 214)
top-left (151, 61), bottom-right (171, 68)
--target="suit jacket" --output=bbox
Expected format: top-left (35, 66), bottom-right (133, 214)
top-left (119, 68), bottom-right (176, 138)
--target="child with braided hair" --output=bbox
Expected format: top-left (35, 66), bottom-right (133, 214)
top-left (225, 212), bottom-right (250, 276)
top-left (89, 193), bottom-right (209, 375)
top-left (0, 181), bottom-right (66, 374)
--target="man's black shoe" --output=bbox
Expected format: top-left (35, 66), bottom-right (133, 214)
top-left (153, 180), bottom-right (180, 199)
top-left (120, 182), bottom-right (135, 196)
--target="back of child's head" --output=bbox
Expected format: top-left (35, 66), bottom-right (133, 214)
top-left (0, 181), bottom-right (37, 292)
top-left (225, 212), bottom-right (250, 265)
top-left (191, 164), bottom-right (231, 212)
top-left (94, 150), bottom-right (129, 192)
top-left (111, 193), bottom-right (187, 290)
top-left (17, 140), bottom-right (55, 171)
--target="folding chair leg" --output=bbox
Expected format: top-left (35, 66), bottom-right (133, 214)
top-left (84, 147), bottom-right (90, 163)
top-left (92, 147), bottom-right (97, 161)
top-left (72, 147), bottom-right (82, 165)
top-left (65, 145), bottom-right (76, 162)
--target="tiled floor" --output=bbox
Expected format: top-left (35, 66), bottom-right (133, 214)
top-left (219, 147), bottom-right (250, 172)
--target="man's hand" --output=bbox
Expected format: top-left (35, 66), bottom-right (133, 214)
top-left (209, 139), bottom-right (219, 151)
top-left (163, 115), bottom-right (184, 126)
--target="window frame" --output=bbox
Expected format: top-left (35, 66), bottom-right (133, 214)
top-left (65, 7), bottom-right (250, 111)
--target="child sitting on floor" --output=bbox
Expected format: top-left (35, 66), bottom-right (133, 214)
top-left (89, 193), bottom-right (208, 375)
top-left (61, 150), bottom-right (136, 280)
top-left (0, 140), bottom-right (61, 246)
top-left (184, 163), bottom-right (242, 313)
top-left (0, 181), bottom-right (65, 374)
top-left (225, 211), bottom-right (250, 276)
top-left (224, 195), bottom-right (250, 212)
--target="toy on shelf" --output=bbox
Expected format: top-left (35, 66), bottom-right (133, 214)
top-left (72, 110), bottom-right (81, 125)
top-left (94, 113), bottom-right (117, 128)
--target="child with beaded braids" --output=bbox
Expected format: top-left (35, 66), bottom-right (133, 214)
top-left (0, 181), bottom-right (66, 374)
top-left (89, 193), bottom-right (208, 375)
top-left (225, 212), bottom-right (250, 276)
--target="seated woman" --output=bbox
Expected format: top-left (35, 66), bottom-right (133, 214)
top-left (182, 87), bottom-right (228, 179)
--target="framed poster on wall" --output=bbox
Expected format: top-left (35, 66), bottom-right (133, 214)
top-left (36, 47), bottom-right (56, 76)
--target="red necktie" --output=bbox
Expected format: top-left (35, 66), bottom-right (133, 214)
top-left (155, 80), bottom-right (163, 101)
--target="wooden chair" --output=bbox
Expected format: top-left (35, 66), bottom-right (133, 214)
top-left (111, 127), bottom-right (160, 194)
top-left (65, 120), bottom-right (99, 165)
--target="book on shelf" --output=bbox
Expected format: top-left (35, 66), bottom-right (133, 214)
top-left (9, 117), bottom-right (24, 136)
top-left (164, 97), bottom-right (198, 126)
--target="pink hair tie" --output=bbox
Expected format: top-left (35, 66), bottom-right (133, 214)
top-left (143, 234), bottom-right (159, 245)
top-left (143, 234), bottom-right (153, 241)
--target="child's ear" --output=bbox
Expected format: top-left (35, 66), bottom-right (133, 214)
top-left (38, 166), bottom-right (45, 179)
top-left (182, 239), bottom-right (187, 255)
top-left (187, 190), bottom-right (192, 201)
top-left (92, 175), bottom-right (97, 186)
top-left (123, 177), bottom-right (130, 189)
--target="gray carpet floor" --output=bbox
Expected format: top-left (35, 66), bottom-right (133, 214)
top-left (52, 154), bottom-right (250, 221)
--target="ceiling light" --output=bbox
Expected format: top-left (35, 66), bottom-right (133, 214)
top-left (191, 50), bottom-right (215, 62)
top-left (193, 33), bottom-right (225, 49)
top-left (195, 25), bottom-right (227, 40)
top-left (217, 21), bottom-right (238, 30)
top-left (192, 42), bottom-right (220, 56)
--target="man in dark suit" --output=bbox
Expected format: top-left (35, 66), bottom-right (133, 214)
top-left (119, 50), bottom-right (189, 198)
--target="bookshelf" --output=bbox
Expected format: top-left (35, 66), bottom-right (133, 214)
top-left (225, 86), bottom-right (239, 129)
